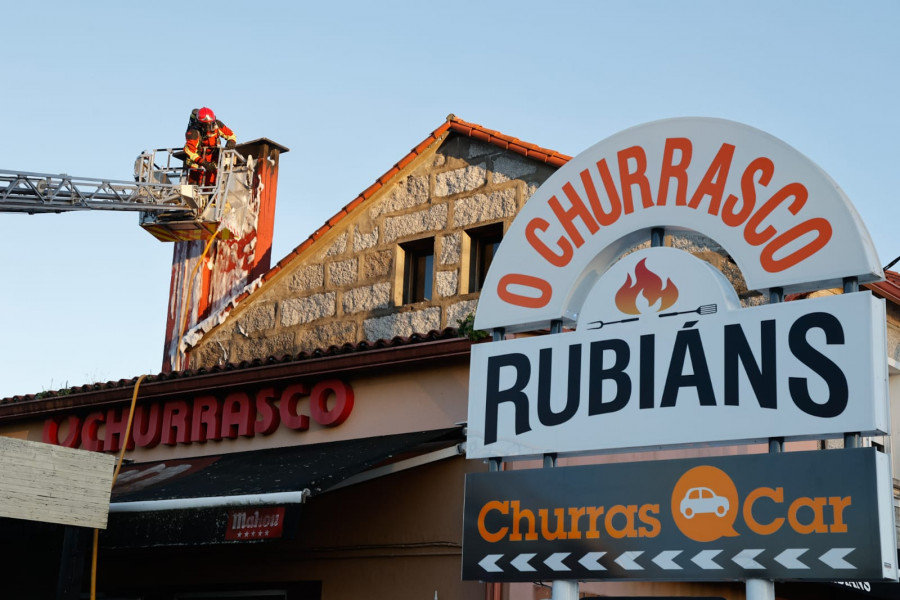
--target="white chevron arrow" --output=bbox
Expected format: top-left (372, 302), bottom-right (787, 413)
top-left (820, 548), bottom-right (855, 569)
top-left (691, 549), bottom-right (724, 569)
top-left (775, 548), bottom-right (809, 569)
top-left (510, 553), bottom-right (537, 572)
top-left (651, 550), bottom-right (683, 570)
top-left (732, 549), bottom-right (765, 569)
top-left (479, 554), bottom-right (503, 573)
top-left (614, 551), bottom-right (644, 570)
top-left (544, 552), bottom-right (571, 571)
top-left (578, 551), bottom-right (607, 571)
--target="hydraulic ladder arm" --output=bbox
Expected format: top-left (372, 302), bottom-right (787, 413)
top-left (0, 148), bottom-right (254, 242)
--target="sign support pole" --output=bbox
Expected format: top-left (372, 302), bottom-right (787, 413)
top-left (543, 352), bottom-right (577, 600)
top-left (746, 352), bottom-right (784, 600)
top-left (550, 581), bottom-right (579, 600)
top-left (746, 578), bottom-right (775, 600)
top-left (843, 279), bottom-right (863, 451)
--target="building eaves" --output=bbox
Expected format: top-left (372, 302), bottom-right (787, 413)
top-left (865, 270), bottom-right (900, 305)
top-left (0, 329), bottom-right (475, 414)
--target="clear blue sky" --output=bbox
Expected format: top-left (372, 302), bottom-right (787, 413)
top-left (1, 1), bottom-right (897, 398)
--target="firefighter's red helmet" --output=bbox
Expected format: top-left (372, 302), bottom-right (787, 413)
top-left (197, 107), bottom-right (216, 123)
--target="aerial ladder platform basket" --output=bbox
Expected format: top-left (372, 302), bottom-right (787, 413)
top-left (0, 145), bottom-right (258, 243)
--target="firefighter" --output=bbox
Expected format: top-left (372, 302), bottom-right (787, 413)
top-left (184, 107), bottom-right (237, 186)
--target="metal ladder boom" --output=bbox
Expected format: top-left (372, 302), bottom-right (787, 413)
top-left (0, 170), bottom-right (194, 214)
top-left (0, 148), bottom-right (253, 243)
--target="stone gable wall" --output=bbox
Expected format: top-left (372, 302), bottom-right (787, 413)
top-left (190, 134), bottom-right (555, 367)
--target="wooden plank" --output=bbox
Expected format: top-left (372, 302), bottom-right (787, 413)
top-left (0, 436), bottom-right (115, 529)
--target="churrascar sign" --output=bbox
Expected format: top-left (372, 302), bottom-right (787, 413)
top-left (466, 248), bottom-right (889, 459)
top-left (462, 448), bottom-right (897, 582)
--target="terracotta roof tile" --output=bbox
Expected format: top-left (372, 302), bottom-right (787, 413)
top-left (413, 137), bottom-right (437, 155)
top-left (865, 270), bottom-right (900, 304)
top-left (379, 166), bottom-right (401, 183)
top-left (327, 210), bottom-right (348, 227)
top-left (470, 128), bottom-right (492, 143)
top-left (445, 117), bottom-right (571, 167)
top-left (396, 153), bottom-right (417, 170)
top-left (343, 196), bottom-right (365, 212)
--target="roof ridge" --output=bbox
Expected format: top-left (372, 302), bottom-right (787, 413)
top-left (446, 115), bottom-right (571, 167)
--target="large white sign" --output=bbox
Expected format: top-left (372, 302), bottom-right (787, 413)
top-left (467, 249), bottom-right (888, 459)
top-left (474, 118), bottom-right (883, 333)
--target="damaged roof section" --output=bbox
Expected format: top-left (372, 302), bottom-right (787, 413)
top-left (179, 115), bottom-right (571, 351)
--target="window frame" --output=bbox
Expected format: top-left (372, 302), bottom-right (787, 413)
top-left (399, 237), bottom-right (435, 304)
top-left (463, 223), bottom-right (503, 294)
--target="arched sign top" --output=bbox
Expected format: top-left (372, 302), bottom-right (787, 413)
top-left (475, 117), bottom-right (883, 332)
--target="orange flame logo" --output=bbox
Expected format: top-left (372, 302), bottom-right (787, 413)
top-left (615, 258), bottom-right (678, 315)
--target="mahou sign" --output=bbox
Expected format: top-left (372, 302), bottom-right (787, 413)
top-left (43, 378), bottom-right (354, 452)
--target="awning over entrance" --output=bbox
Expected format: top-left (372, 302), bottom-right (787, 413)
top-left (102, 427), bottom-right (464, 549)
top-left (111, 427), bottom-right (464, 504)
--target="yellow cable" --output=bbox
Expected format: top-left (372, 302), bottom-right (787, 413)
top-left (112, 374), bottom-right (146, 486)
top-left (91, 373), bottom-right (147, 600)
top-left (177, 229), bottom-right (220, 367)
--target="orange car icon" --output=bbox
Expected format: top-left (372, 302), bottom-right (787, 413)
top-left (680, 486), bottom-right (729, 518)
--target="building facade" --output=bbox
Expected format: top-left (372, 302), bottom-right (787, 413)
top-left (1, 116), bottom-right (898, 600)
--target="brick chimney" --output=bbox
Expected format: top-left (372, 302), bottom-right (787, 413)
top-left (162, 138), bottom-right (289, 373)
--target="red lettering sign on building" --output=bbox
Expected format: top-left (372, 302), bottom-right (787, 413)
top-left (42, 378), bottom-right (354, 452)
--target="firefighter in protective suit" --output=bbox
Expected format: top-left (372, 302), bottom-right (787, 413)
top-left (184, 107), bottom-right (237, 186)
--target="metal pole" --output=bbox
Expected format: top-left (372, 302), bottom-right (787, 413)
top-left (551, 581), bottom-right (579, 600)
top-left (544, 451), bottom-right (576, 598)
top-left (841, 278), bottom-right (861, 450)
top-left (746, 578), bottom-right (775, 600)
top-left (546, 318), bottom-right (576, 600)
top-left (747, 430), bottom-right (783, 598)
